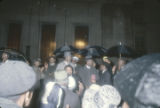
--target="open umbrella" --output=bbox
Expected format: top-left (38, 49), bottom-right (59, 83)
top-left (0, 48), bottom-right (27, 62)
top-left (79, 45), bottom-right (107, 58)
top-left (114, 53), bottom-right (160, 108)
top-left (106, 42), bottom-right (136, 58)
top-left (54, 45), bottom-right (79, 57)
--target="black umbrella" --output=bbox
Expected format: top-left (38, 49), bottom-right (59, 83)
top-left (114, 53), bottom-right (160, 108)
top-left (78, 45), bottom-right (107, 58)
top-left (0, 48), bottom-right (27, 62)
top-left (106, 42), bottom-right (136, 58)
top-left (54, 45), bottom-right (79, 57)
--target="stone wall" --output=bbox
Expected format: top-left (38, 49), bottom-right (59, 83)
top-left (0, 0), bottom-right (160, 60)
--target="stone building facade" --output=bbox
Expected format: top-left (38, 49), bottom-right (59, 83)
top-left (0, 0), bottom-right (160, 60)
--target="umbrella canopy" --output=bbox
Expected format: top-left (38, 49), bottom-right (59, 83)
top-left (114, 53), bottom-right (160, 108)
top-left (0, 48), bottom-right (27, 62)
top-left (106, 43), bottom-right (136, 58)
top-left (79, 45), bottom-right (107, 58)
top-left (54, 45), bottom-right (79, 57)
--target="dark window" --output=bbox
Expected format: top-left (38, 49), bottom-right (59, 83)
top-left (74, 26), bottom-right (89, 49)
top-left (41, 24), bottom-right (56, 61)
top-left (7, 23), bottom-right (22, 50)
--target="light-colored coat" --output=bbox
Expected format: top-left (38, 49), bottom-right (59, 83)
top-left (0, 98), bottom-right (21, 108)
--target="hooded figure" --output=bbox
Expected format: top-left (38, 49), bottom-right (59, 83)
top-left (55, 70), bottom-right (81, 108)
top-left (82, 85), bottom-right (121, 108)
top-left (94, 85), bottom-right (121, 108)
top-left (82, 83), bottom-right (101, 108)
top-left (0, 60), bottom-right (36, 108)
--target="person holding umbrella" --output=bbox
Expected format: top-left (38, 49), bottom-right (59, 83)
top-left (114, 53), bottom-right (160, 108)
top-left (112, 58), bottom-right (126, 77)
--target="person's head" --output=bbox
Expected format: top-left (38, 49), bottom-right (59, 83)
top-left (49, 56), bottom-right (56, 64)
top-left (64, 65), bottom-right (73, 75)
top-left (85, 56), bottom-right (94, 67)
top-left (103, 56), bottom-right (111, 64)
top-left (92, 60), bottom-right (97, 68)
top-left (33, 58), bottom-right (41, 67)
top-left (64, 52), bottom-right (72, 62)
top-left (86, 59), bottom-right (93, 67)
top-left (91, 74), bottom-right (97, 84)
top-left (94, 85), bottom-right (121, 108)
top-left (39, 64), bottom-right (45, 73)
top-left (0, 60), bottom-right (36, 107)
top-left (100, 64), bottom-right (106, 71)
top-left (44, 61), bottom-right (48, 69)
top-left (54, 70), bottom-right (68, 87)
top-left (100, 62), bottom-right (109, 71)
top-left (2, 52), bottom-right (9, 62)
top-left (72, 56), bottom-right (79, 64)
top-left (117, 58), bottom-right (126, 71)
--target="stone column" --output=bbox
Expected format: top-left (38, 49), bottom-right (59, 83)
top-left (89, 3), bottom-right (102, 46)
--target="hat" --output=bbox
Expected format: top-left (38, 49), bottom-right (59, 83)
top-left (64, 51), bottom-right (72, 57)
top-left (94, 85), bottom-right (121, 108)
top-left (33, 58), bottom-right (41, 63)
top-left (0, 60), bottom-right (36, 98)
top-left (85, 55), bottom-right (93, 60)
top-left (103, 56), bottom-right (109, 61)
top-left (72, 56), bottom-right (79, 61)
top-left (54, 70), bottom-right (68, 84)
top-left (82, 84), bottom-right (101, 108)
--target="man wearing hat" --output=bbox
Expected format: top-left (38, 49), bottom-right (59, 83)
top-left (56, 51), bottom-right (74, 71)
top-left (99, 62), bottom-right (112, 85)
top-left (78, 56), bottom-right (99, 88)
top-left (0, 60), bottom-right (36, 108)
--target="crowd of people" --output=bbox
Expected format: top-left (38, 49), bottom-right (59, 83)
top-left (0, 50), bottom-right (159, 108)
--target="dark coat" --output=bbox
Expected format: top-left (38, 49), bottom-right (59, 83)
top-left (63, 88), bottom-right (81, 108)
top-left (78, 66), bottom-right (99, 88)
top-left (48, 64), bottom-right (57, 74)
top-left (99, 70), bottom-right (112, 85)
